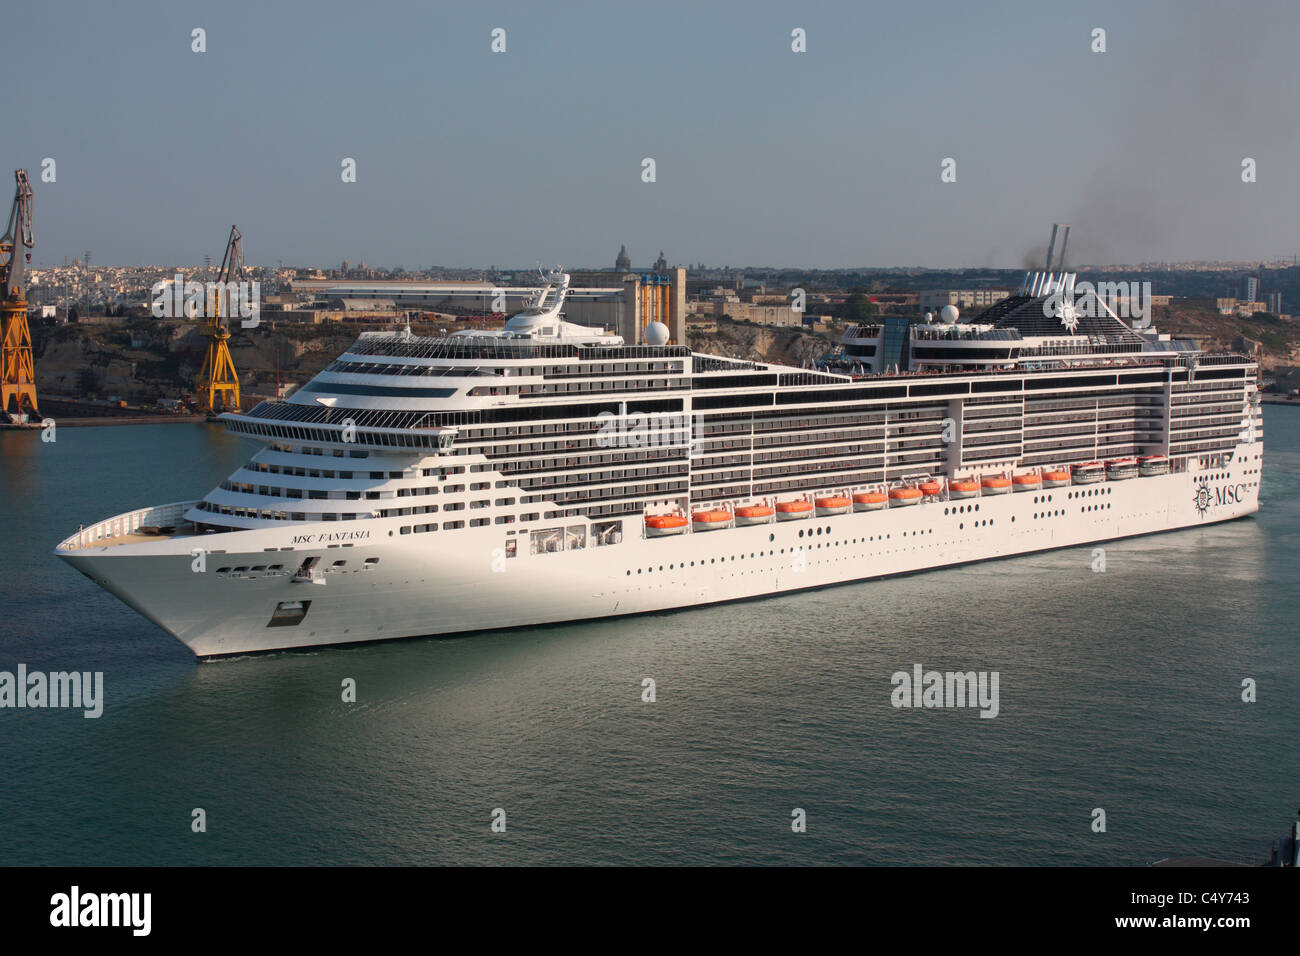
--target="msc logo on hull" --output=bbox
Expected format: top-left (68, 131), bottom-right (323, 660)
top-left (1193, 479), bottom-right (1248, 518)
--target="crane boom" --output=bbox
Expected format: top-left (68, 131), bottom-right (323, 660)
top-left (1, 170), bottom-right (33, 300)
top-left (1, 169), bottom-right (39, 420)
top-left (210, 225), bottom-right (243, 322)
top-left (195, 225), bottom-right (243, 415)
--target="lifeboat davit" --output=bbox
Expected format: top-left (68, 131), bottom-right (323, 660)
top-left (1012, 473), bottom-right (1041, 492)
top-left (1071, 461), bottom-right (1105, 484)
top-left (980, 475), bottom-right (1012, 495)
top-left (645, 514), bottom-right (688, 537)
top-left (775, 499), bottom-right (813, 521)
top-left (1042, 468), bottom-right (1072, 488)
top-left (692, 509), bottom-right (734, 531)
top-left (735, 504), bottom-right (775, 525)
top-left (949, 478), bottom-right (980, 499)
top-left (814, 495), bottom-right (851, 516)
top-left (918, 479), bottom-right (943, 497)
top-left (1138, 455), bottom-right (1169, 477)
top-left (1105, 458), bottom-right (1138, 481)
top-left (853, 491), bottom-right (887, 512)
top-left (888, 486), bottom-right (922, 506)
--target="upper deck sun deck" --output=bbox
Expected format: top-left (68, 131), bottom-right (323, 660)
top-left (345, 332), bottom-right (692, 362)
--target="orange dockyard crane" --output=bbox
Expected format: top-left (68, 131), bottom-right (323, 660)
top-left (195, 224), bottom-right (243, 415)
top-left (0, 169), bottom-right (39, 422)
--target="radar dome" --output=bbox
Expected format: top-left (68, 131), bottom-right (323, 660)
top-left (923, 311), bottom-right (934, 324)
top-left (645, 321), bottom-right (670, 346)
top-left (939, 304), bottom-right (960, 324)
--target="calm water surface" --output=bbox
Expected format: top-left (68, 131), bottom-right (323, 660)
top-left (0, 411), bottom-right (1296, 865)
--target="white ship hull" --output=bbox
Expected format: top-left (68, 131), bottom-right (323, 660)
top-left (56, 443), bottom-right (1261, 657)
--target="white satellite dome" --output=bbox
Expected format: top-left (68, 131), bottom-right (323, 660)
top-left (645, 321), bottom-right (670, 346)
top-left (939, 304), bottom-right (960, 324)
top-left (923, 311), bottom-right (934, 324)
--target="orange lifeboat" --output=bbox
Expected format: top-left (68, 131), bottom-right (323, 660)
top-left (645, 514), bottom-right (688, 537)
top-left (1012, 473), bottom-right (1041, 492)
top-left (888, 486), bottom-right (922, 506)
top-left (1042, 468), bottom-right (1071, 488)
top-left (735, 504), bottom-right (776, 526)
top-left (949, 478), bottom-right (980, 499)
top-left (981, 475), bottom-right (1012, 495)
top-left (918, 479), bottom-right (943, 497)
top-left (853, 491), bottom-right (887, 512)
top-left (692, 509), bottom-right (734, 531)
top-left (775, 499), bottom-right (813, 521)
top-left (814, 495), bottom-right (851, 516)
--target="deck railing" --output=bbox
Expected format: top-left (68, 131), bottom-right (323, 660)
top-left (56, 500), bottom-right (199, 552)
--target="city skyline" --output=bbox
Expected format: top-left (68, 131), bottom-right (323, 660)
top-left (11, 0), bottom-right (1300, 269)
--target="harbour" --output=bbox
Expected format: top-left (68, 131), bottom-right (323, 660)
top-left (2, 0), bottom-right (1298, 894)
top-left (0, 408), bottom-right (1294, 865)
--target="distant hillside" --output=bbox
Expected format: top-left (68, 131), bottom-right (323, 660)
top-left (28, 319), bottom-right (399, 405)
top-left (687, 317), bottom-right (840, 367)
top-left (25, 306), bottom-right (1297, 408)
top-left (690, 309), bottom-right (1300, 370)
top-left (1151, 302), bottom-right (1300, 368)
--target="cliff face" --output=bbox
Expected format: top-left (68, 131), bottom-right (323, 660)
top-left (27, 307), bottom-right (1297, 406)
top-left (688, 319), bottom-right (839, 367)
top-left (30, 320), bottom-right (364, 403)
top-left (1151, 304), bottom-right (1300, 369)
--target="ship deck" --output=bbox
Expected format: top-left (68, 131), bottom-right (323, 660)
top-left (87, 528), bottom-right (198, 548)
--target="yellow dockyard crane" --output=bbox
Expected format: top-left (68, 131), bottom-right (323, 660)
top-left (0, 169), bottom-right (39, 421)
top-left (195, 224), bottom-right (243, 414)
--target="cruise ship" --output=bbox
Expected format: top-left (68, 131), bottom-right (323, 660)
top-left (56, 270), bottom-right (1264, 657)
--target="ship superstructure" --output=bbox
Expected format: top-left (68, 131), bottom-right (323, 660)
top-left (56, 271), bottom-right (1264, 656)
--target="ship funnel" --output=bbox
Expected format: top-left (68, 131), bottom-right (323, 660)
top-left (1045, 223), bottom-right (1071, 272)
top-left (1022, 271), bottom-right (1077, 299)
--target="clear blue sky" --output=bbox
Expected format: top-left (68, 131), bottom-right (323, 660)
top-left (11, 0), bottom-right (1300, 269)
